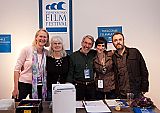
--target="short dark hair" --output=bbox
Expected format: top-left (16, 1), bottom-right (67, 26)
top-left (95, 37), bottom-right (107, 49)
top-left (112, 32), bottom-right (124, 41)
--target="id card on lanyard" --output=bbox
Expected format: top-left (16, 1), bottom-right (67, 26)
top-left (98, 80), bottom-right (103, 88)
top-left (84, 68), bottom-right (90, 79)
top-left (84, 63), bottom-right (90, 79)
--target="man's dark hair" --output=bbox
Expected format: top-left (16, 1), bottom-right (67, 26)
top-left (112, 32), bottom-right (124, 41)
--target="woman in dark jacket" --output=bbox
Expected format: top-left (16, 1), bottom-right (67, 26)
top-left (93, 37), bottom-right (116, 99)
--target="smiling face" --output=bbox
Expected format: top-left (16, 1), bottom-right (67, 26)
top-left (51, 39), bottom-right (63, 52)
top-left (35, 30), bottom-right (48, 48)
top-left (96, 43), bottom-right (105, 54)
top-left (95, 37), bottom-right (107, 54)
top-left (112, 34), bottom-right (125, 50)
top-left (81, 37), bottom-right (94, 54)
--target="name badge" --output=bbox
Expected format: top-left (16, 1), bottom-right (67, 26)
top-left (84, 69), bottom-right (90, 79)
top-left (98, 80), bottom-right (103, 88)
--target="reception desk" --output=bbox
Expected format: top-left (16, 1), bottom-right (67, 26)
top-left (0, 101), bottom-right (160, 113)
top-left (37, 101), bottom-right (134, 113)
top-left (43, 101), bottom-right (160, 113)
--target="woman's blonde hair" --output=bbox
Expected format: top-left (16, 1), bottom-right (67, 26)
top-left (48, 36), bottom-right (67, 57)
top-left (32, 28), bottom-right (50, 47)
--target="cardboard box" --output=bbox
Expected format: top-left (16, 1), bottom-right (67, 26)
top-left (16, 99), bottom-right (42, 113)
top-left (0, 99), bottom-right (15, 113)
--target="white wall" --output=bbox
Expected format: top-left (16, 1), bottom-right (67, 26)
top-left (0, 0), bottom-right (39, 99)
top-left (73, 0), bottom-right (160, 108)
top-left (0, 0), bottom-right (160, 109)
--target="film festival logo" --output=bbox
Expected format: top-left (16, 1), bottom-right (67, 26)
top-left (45, 2), bottom-right (67, 27)
top-left (46, 2), bottom-right (66, 10)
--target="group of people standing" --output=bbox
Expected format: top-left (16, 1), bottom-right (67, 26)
top-left (12, 28), bottom-right (149, 102)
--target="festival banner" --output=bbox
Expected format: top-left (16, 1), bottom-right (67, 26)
top-left (39, 0), bottom-right (73, 53)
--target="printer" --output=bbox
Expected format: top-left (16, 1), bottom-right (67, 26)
top-left (52, 84), bottom-right (76, 113)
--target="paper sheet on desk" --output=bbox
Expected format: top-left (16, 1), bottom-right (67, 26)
top-left (84, 100), bottom-right (111, 113)
top-left (105, 99), bottom-right (120, 106)
top-left (105, 99), bottom-right (129, 108)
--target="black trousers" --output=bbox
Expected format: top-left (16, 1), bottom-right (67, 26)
top-left (118, 92), bottom-right (143, 99)
top-left (37, 85), bottom-right (42, 99)
top-left (14, 82), bottom-right (42, 102)
top-left (75, 83), bottom-right (96, 101)
top-left (96, 90), bottom-right (116, 100)
top-left (13, 82), bottom-right (32, 102)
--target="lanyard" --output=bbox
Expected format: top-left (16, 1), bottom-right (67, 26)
top-left (80, 52), bottom-right (89, 69)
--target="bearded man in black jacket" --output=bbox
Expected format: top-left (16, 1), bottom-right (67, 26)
top-left (112, 32), bottom-right (149, 99)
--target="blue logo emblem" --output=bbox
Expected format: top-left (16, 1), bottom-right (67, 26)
top-left (46, 2), bottom-right (66, 10)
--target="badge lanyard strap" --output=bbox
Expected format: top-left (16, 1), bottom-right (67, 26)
top-left (81, 53), bottom-right (89, 69)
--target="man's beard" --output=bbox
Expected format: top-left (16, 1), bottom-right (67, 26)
top-left (116, 44), bottom-right (124, 50)
top-left (81, 47), bottom-right (90, 54)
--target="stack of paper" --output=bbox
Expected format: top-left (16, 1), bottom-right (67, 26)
top-left (83, 100), bottom-right (111, 113)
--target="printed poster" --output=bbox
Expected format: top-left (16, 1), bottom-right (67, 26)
top-left (0, 34), bottom-right (11, 53)
top-left (39, 0), bottom-right (73, 53)
top-left (98, 26), bottom-right (122, 43)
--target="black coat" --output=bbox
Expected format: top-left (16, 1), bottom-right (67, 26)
top-left (112, 47), bottom-right (149, 97)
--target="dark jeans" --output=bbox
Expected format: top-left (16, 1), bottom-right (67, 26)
top-left (75, 83), bottom-right (96, 101)
top-left (96, 90), bottom-right (116, 100)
